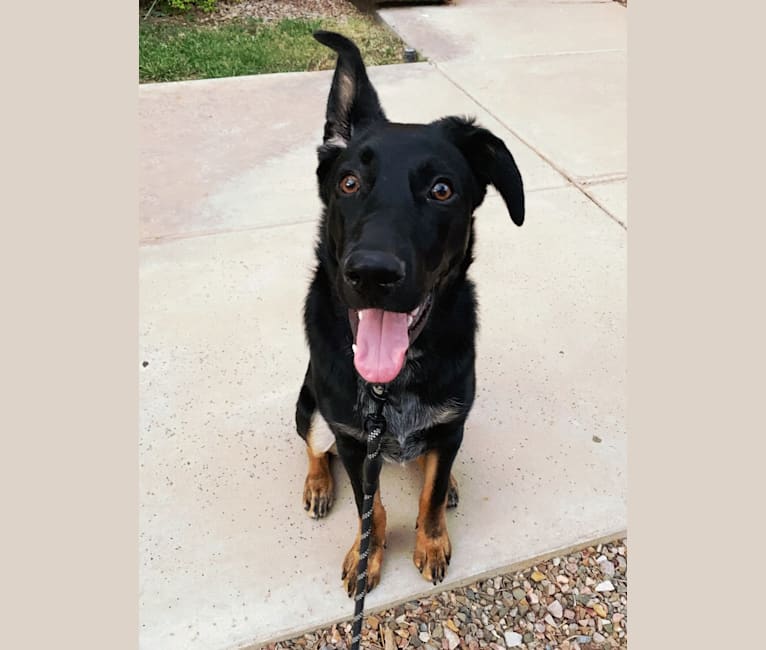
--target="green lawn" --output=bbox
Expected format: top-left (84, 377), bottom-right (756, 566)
top-left (139, 16), bottom-right (410, 83)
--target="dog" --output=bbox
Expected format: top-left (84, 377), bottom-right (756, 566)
top-left (295, 31), bottom-right (524, 596)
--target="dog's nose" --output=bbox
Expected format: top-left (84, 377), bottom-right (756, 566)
top-left (343, 250), bottom-right (405, 291)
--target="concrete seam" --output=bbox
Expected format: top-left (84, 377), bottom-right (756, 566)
top-left (431, 64), bottom-right (627, 231)
top-left (456, 48), bottom-right (625, 63)
top-left (139, 183), bottom-right (572, 247)
top-left (578, 172), bottom-right (628, 186)
top-left (139, 218), bottom-right (319, 247)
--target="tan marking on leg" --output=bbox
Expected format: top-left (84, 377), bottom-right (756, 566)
top-left (416, 450), bottom-right (439, 527)
top-left (341, 490), bottom-right (386, 597)
top-left (303, 430), bottom-right (334, 518)
top-left (447, 472), bottom-right (459, 508)
top-left (413, 450), bottom-right (452, 584)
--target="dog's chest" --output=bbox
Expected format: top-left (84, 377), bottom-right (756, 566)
top-left (351, 388), bottom-right (459, 464)
top-left (364, 392), bottom-right (427, 463)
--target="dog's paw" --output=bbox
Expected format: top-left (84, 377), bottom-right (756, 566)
top-left (413, 529), bottom-right (452, 585)
top-left (447, 474), bottom-right (459, 509)
top-left (303, 472), bottom-right (334, 519)
top-left (341, 539), bottom-right (384, 598)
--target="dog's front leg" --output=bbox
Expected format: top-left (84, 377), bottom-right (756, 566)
top-left (414, 423), bottom-right (464, 585)
top-left (335, 433), bottom-right (387, 597)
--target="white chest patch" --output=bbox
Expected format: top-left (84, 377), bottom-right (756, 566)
top-left (309, 414), bottom-right (337, 454)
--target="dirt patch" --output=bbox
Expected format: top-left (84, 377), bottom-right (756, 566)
top-left (185, 0), bottom-right (363, 24)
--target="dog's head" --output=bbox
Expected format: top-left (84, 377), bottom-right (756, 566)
top-left (313, 31), bottom-right (524, 384)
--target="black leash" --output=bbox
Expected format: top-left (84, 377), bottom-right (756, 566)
top-left (349, 383), bottom-right (388, 650)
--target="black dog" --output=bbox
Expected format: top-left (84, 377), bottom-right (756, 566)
top-left (295, 31), bottom-right (524, 596)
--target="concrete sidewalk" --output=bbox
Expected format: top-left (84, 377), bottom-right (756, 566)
top-left (378, 0), bottom-right (627, 224)
top-left (139, 2), bottom-right (626, 649)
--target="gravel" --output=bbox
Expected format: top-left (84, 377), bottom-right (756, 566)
top-left (263, 539), bottom-right (627, 650)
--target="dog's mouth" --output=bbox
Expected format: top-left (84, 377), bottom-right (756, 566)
top-left (348, 293), bottom-right (433, 384)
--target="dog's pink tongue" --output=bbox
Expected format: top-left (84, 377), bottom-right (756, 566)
top-left (354, 309), bottom-right (410, 383)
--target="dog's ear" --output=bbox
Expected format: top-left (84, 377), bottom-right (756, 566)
top-left (314, 31), bottom-right (386, 148)
top-left (435, 116), bottom-right (525, 226)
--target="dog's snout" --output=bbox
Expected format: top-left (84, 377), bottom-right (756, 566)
top-left (343, 250), bottom-right (405, 291)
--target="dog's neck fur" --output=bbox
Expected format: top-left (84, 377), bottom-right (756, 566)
top-left (349, 368), bottom-right (464, 464)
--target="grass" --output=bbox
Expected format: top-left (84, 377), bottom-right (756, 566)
top-left (139, 16), bottom-right (410, 83)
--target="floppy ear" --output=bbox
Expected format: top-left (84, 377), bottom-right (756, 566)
top-left (435, 116), bottom-right (525, 226)
top-left (313, 31), bottom-right (387, 148)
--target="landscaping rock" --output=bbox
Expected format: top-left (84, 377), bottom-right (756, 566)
top-left (264, 539), bottom-right (628, 650)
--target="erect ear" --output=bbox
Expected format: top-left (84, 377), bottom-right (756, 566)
top-left (435, 116), bottom-right (525, 226)
top-left (313, 31), bottom-right (387, 148)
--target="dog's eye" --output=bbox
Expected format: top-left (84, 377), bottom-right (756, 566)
top-left (429, 181), bottom-right (453, 202)
top-left (339, 174), bottom-right (361, 195)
